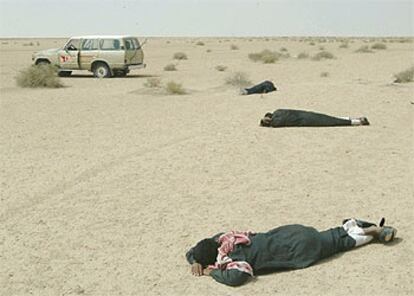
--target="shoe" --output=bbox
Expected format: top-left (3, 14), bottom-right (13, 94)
top-left (240, 89), bottom-right (248, 95)
top-left (378, 226), bottom-right (397, 243)
top-left (360, 117), bottom-right (370, 126)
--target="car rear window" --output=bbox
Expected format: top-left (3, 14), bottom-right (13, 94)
top-left (124, 38), bottom-right (140, 50)
top-left (100, 39), bottom-right (121, 50)
top-left (81, 39), bottom-right (99, 51)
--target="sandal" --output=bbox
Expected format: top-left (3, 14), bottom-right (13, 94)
top-left (378, 226), bottom-right (397, 243)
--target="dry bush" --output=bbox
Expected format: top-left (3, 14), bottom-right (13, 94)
top-left (215, 65), bottom-right (227, 72)
top-left (230, 44), bottom-right (239, 50)
top-left (144, 77), bottom-right (162, 88)
top-left (165, 81), bottom-right (186, 95)
top-left (320, 72), bottom-right (329, 77)
top-left (393, 66), bottom-right (414, 83)
top-left (16, 64), bottom-right (63, 88)
top-left (173, 52), bottom-right (188, 60)
top-left (371, 43), bottom-right (387, 50)
top-left (225, 72), bottom-right (252, 88)
top-left (355, 46), bottom-right (373, 53)
top-left (196, 41), bottom-right (205, 46)
top-left (312, 51), bottom-right (335, 61)
top-left (339, 43), bottom-right (349, 48)
top-left (297, 52), bottom-right (309, 59)
top-left (309, 42), bottom-right (315, 46)
top-left (319, 46), bottom-right (325, 50)
top-left (164, 64), bottom-right (177, 71)
top-left (248, 49), bottom-right (280, 64)
top-left (206, 49), bottom-right (212, 53)
top-left (280, 47), bottom-right (288, 52)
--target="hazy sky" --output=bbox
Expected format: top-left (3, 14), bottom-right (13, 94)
top-left (0, 0), bottom-right (413, 37)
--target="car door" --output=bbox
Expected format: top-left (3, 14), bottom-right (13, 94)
top-left (124, 37), bottom-right (144, 65)
top-left (59, 38), bottom-right (80, 70)
top-left (98, 38), bottom-right (124, 68)
top-left (79, 38), bottom-right (99, 70)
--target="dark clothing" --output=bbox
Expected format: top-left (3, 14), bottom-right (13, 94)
top-left (245, 80), bottom-right (277, 95)
top-left (186, 225), bottom-right (356, 286)
top-left (269, 109), bottom-right (352, 127)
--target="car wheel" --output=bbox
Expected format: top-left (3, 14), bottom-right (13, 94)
top-left (93, 62), bottom-right (111, 78)
top-left (36, 60), bottom-right (50, 66)
top-left (114, 70), bottom-right (127, 77)
top-left (58, 71), bottom-right (72, 77)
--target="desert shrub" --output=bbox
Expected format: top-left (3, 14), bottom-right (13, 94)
top-left (173, 52), bottom-right (187, 60)
top-left (309, 42), bottom-right (315, 46)
top-left (206, 49), bottom-right (212, 53)
top-left (320, 72), bottom-right (329, 77)
top-left (225, 72), bottom-right (252, 88)
top-left (230, 44), bottom-right (239, 50)
top-left (371, 43), bottom-right (387, 50)
top-left (144, 77), bottom-right (162, 88)
top-left (165, 81), bottom-right (186, 95)
top-left (215, 65), bottom-right (227, 72)
top-left (393, 66), bottom-right (414, 83)
top-left (297, 52), bottom-right (309, 59)
top-left (248, 49), bottom-right (279, 64)
top-left (319, 46), bottom-right (325, 50)
top-left (312, 51), bottom-right (335, 61)
top-left (164, 64), bottom-right (177, 71)
top-left (196, 41), bottom-right (205, 46)
top-left (16, 64), bottom-right (63, 88)
top-left (280, 47), bottom-right (288, 52)
top-left (355, 46), bottom-right (373, 53)
top-left (339, 43), bottom-right (349, 48)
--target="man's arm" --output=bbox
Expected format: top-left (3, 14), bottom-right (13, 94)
top-left (209, 269), bottom-right (251, 286)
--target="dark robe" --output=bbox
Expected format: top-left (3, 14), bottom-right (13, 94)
top-left (245, 80), bottom-right (277, 95)
top-left (186, 225), bottom-right (356, 286)
top-left (269, 109), bottom-right (352, 127)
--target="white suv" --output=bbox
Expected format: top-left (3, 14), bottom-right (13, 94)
top-left (32, 35), bottom-right (146, 78)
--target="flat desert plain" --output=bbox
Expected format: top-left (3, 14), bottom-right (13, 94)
top-left (1, 37), bottom-right (413, 296)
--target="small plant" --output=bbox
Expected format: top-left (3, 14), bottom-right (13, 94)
top-left (309, 42), bottom-right (315, 46)
top-left (248, 49), bottom-right (279, 64)
top-left (319, 46), bottom-right (325, 50)
top-left (196, 41), bottom-right (205, 46)
top-left (393, 66), bottom-right (414, 83)
top-left (280, 47), bottom-right (288, 52)
top-left (339, 43), bottom-right (349, 48)
top-left (371, 43), bottom-right (387, 50)
top-left (16, 64), bottom-right (63, 88)
top-left (144, 77), bottom-right (162, 88)
top-left (164, 64), bottom-right (177, 71)
top-left (355, 46), bottom-right (373, 53)
top-left (297, 52), bottom-right (309, 59)
top-left (165, 81), bottom-right (186, 95)
top-left (320, 72), bottom-right (329, 77)
top-left (225, 72), bottom-right (252, 88)
top-left (206, 49), bottom-right (212, 53)
top-left (312, 51), bottom-right (335, 61)
top-left (230, 44), bottom-right (239, 50)
top-left (173, 52), bottom-right (187, 60)
top-left (215, 65), bottom-right (227, 72)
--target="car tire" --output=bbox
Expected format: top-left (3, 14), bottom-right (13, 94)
top-left (36, 60), bottom-right (50, 66)
top-left (58, 71), bottom-right (72, 77)
top-left (93, 62), bottom-right (111, 78)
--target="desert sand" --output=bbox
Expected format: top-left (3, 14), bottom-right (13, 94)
top-left (1, 37), bottom-right (413, 295)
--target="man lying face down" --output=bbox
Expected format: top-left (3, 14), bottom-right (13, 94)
top-left (186, 218), bottom-right (396, 286)
top-left (260, 109), bottom-right (370, 128)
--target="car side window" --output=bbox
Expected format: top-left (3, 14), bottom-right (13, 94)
top-left (81, 39), bottom-right (98, 51)
top-left (100, 39), bottom-right (121, 50)
top-left (65, 39), bottom-right (80, 51)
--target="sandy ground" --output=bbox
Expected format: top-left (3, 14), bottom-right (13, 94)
top-left (1, 37), bottom-right (413, 296)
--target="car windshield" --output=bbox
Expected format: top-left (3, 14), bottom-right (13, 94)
top-left (65, 39), bottom-right (80, 51)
